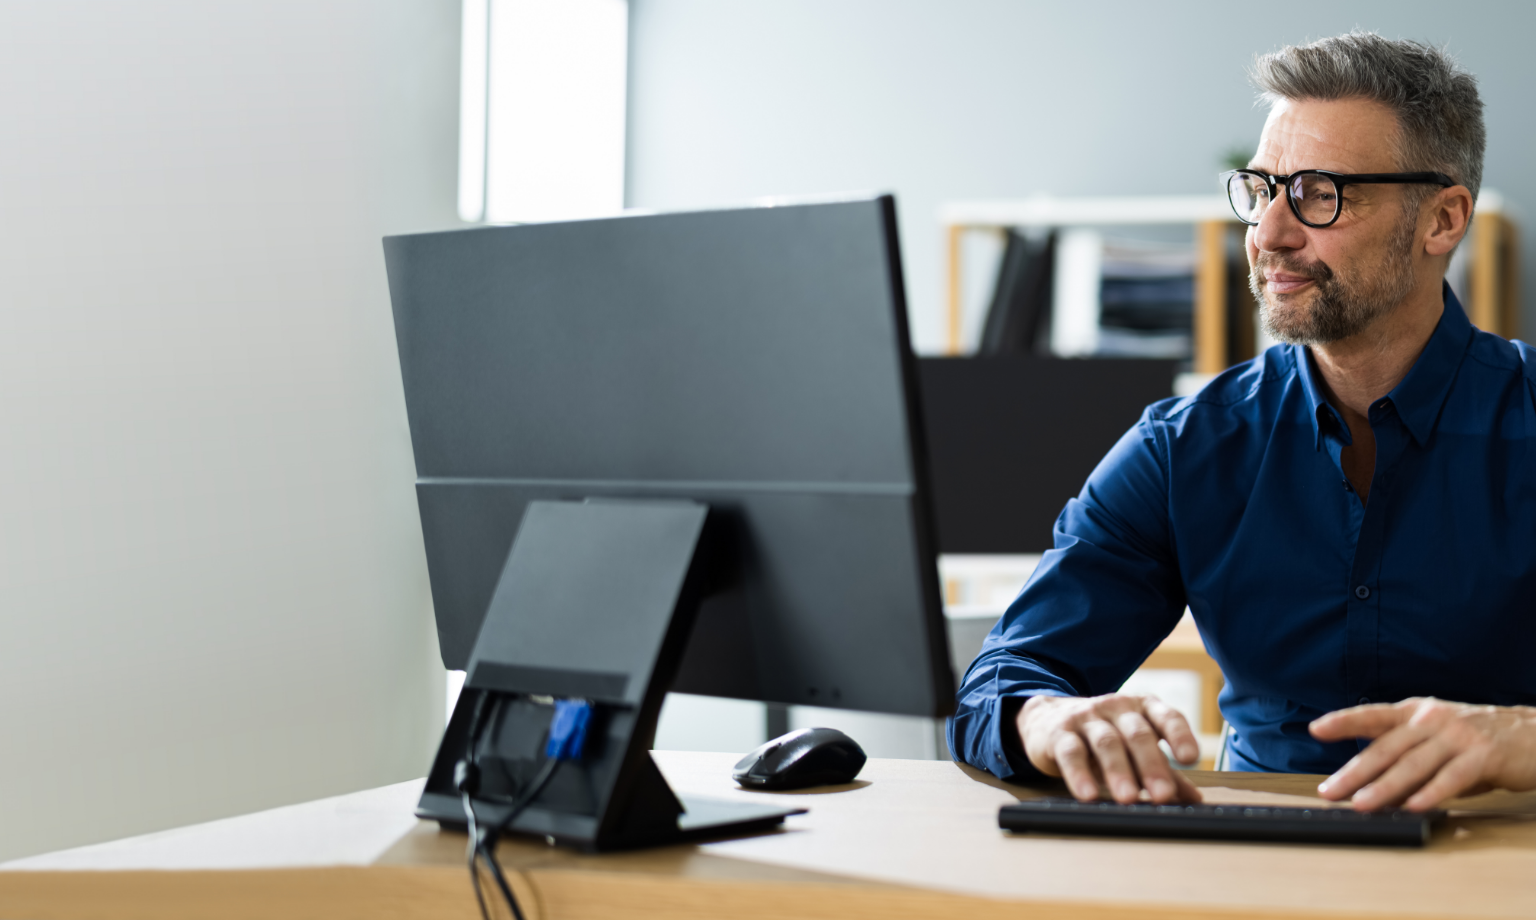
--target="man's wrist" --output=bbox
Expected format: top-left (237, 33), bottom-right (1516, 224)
top-left (1497, 705), bottom-right (1536, 791)
top-left (1010, 692), bottom-right (1076, 778)
top-left (998, 694), bottom-right (1054, 781)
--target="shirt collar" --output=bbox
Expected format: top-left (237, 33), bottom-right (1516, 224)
top-left (1294, 282), bottom-right (1474, 450)
top-left (1388, 284), bottom-right (1474, 445)
top-left (1295, 340), bottom-right (1339, 451)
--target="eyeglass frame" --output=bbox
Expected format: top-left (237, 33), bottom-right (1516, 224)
top-left (1220, 168), bottom-right (1457, 228)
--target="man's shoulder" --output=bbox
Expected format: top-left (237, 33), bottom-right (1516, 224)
top-left (1457, 330), bottom-right (1536, 412)
top-left (1476, 330), bottom-right (1536, 378)
top-left (1146, 345), bottom-right (1295, 426)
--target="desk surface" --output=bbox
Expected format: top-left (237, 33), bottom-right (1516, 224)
top-left (4, 751), bottom-right (1535, 920)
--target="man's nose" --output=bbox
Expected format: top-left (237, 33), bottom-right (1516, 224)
top-left (1252, 191), bottom-right (1308, 254)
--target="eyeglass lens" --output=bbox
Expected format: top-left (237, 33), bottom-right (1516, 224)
top-left (1227, 172), bottom-right (1340, 226)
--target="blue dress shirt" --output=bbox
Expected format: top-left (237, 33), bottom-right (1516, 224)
top-left (949, 287), bottom-right (1536, 778)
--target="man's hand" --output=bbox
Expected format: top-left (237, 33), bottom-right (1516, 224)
top-left (1016, 693), bottom-right (1203, 804)
top-left (1310, 698), bottom-right (1536, 811)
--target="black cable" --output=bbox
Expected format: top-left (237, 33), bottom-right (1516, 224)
top-left (459, 693), bottom-right (495, 920)
top-left (490, 755), bottom-right (561, 840)
top-left (460, 788), bottom-right (495, 920)
top-left (458, 692), bottom-right (566, 920)
top-left (475, 755), bottom-right (560, 920)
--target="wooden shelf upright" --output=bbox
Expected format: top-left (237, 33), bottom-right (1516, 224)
top-left (1466, 192), bottom-right (1521, 338)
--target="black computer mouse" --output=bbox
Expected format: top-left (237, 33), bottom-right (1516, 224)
top-left (731, 727), bottom-right (867, 790)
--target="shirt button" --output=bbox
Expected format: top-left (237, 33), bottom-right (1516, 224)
top-left (1354, 585), bottom-right (1370, 599)
top-left (1341, 478), bottom-right (1350, 490)
top-left (1358, 697), bottom-right (1371, 706)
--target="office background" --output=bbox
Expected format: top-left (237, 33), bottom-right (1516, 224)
top-left (2, 0), bottom-right (1531, 861)
top-left (628, 0), bottom-right (1536, 349)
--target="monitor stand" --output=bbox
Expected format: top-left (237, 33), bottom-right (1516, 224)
top-left (415, 499), bottom-right (804, 851)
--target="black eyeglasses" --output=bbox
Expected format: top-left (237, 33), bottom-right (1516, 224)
top-left (1222, 169), bottom-right (1456, 228)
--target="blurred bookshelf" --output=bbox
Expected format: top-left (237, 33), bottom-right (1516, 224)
top-left (1455, 191), bottom-right (1521, 341)
top-left (941, 193), bottom-right (1520, 374)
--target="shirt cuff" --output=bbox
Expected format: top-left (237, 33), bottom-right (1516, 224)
top-left (996, 692), bottom-right (1067, 783)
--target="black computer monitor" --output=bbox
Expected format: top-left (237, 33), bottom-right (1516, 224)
top-left (386, 193), bottom-right (951, 716)
top-left (384, 195), bottom-right (953, 848)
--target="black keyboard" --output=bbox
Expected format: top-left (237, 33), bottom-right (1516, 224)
top-left (999, 797), bottom-right (1445, 847)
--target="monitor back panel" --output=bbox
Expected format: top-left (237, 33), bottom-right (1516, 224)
top-left (384, 197), bottom-right (951, 717)
top-left (919, 355), bottom-right (1180, 554)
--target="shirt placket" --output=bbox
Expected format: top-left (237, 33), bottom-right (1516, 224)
top-left (1344, 398), bottom-right (1409, 738)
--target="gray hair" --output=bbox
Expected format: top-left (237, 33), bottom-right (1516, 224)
top-left (1251, 32), bottom-right (1485, 203)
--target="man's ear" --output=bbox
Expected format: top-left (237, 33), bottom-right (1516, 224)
top-left (1423, 185), bottom-right (1474, 258)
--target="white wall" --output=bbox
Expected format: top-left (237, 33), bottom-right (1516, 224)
top-left (0, 1), bottom-right (461, 860)
top-left (628, 0), bottom-right (1536, 351)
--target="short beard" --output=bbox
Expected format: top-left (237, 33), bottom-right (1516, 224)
top-left (1251, 206), bottom-right (1419, 345)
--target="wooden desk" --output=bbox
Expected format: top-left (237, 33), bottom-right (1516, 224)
top-left (4, 751), bottom-right (1535, 920)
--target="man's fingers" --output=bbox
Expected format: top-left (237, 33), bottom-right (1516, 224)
top-left (1318, 721), bottom-right (1433, 800)
top-left (1052, 732), bottom-right (1100, 802)
top-left (1310, 703), bottom-right (1409, 742)
top-left (1404, 749), bottom-right (1486, 812)
top-left (1171, 768), bottom-right (1204, 803)
top-left (1082, 719), bottom-right (1140, 804)
top-left (1352, 735), bottom-right (1458, 811)
top-left (1142, 697), bottom-right (1201, 765)
top-left (1114, 711), bottom-right (1180, 804)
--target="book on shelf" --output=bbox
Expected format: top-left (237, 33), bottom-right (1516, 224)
top-left (977, 230), bottom-right (1055, 355)
top-left (1094, 237), bottom-right (1196, 359)
top-left (982, 231), bottom-right (1197, 361)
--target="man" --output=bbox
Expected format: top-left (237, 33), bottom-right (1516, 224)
top-left (948, 32), bottom-right (1536, 812)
